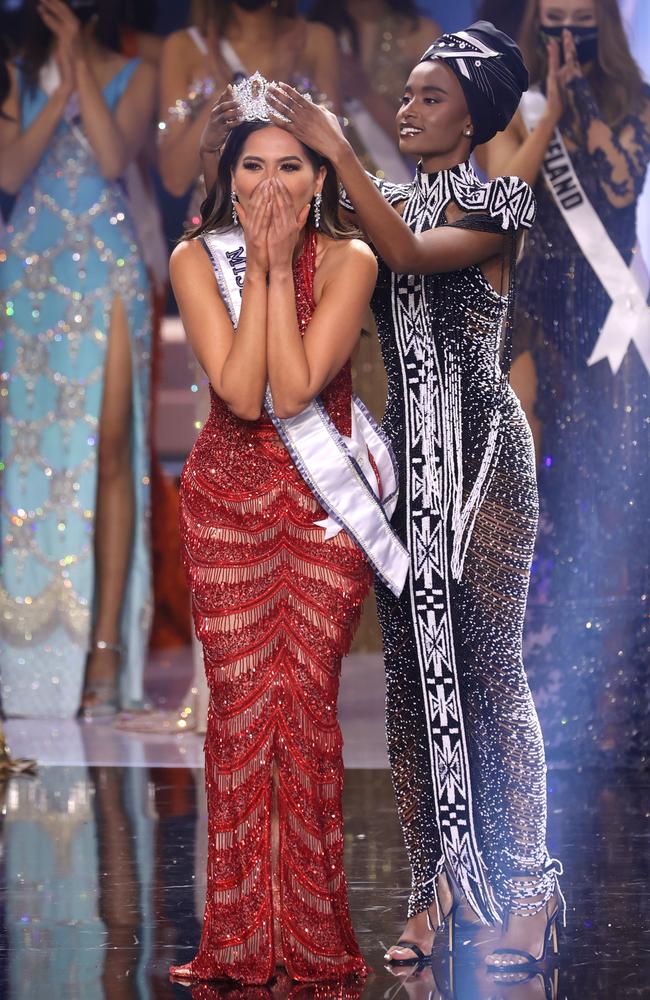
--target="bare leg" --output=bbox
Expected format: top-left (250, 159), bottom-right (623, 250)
top-left (81, 297), bottom-right (134, 710)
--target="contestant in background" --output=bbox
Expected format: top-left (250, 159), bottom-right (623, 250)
top-left (268, 20), bottom-right (562, 974)
top-left (479, 0), bottom-right (650, 765)
top-left (157, 0), bottom-right (341, 216)
top-left (0, 0), bottom-right (156, 718)
top-left (167, 85), bottom-right (401, 983)
top-left (308, 0), bottom-right (440, 184)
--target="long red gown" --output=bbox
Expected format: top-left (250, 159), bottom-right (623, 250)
top-left (172, 231), bottom-right (372, 985)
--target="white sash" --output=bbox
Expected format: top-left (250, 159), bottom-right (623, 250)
top-left (200, 227), bottom-right (409, 597)
top-left (520, 88), bottom-right (650, 375)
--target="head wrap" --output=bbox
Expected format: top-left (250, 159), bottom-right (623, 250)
top-left (419, 21), bottom-right (529, 145)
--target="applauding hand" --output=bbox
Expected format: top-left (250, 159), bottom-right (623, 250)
top-left (38, 0), bottom-right (84, 62)
top-left (545, 29), bottom-right (584, 127)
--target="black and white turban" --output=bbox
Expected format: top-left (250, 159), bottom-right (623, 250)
top-left (419, 20), bottom-right (529, 145)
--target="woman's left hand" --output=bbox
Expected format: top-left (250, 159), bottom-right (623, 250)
top-left (37, 0), bottom-right (84, 62)
top-left (267, 83), bottom-right (346, 162)
top-left (559, 28), bottom-right (583, 86)
top-left (267, 178), bottom-right (310, 272)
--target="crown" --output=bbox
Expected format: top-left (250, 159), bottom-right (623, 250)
top-left (232, 70), bottom-right (312, 123)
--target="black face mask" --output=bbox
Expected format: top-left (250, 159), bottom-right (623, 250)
top-left (234, 0), bottom-right (273, 11)
top-left (540, 25), bottom-right (599, 65)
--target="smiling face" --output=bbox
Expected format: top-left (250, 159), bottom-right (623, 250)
top-left (538, 0), bottom-right (597, 27)
top-left (396, 60), bottom-right (473, 165)
top-left (231, 126), bottom-right (325, 218)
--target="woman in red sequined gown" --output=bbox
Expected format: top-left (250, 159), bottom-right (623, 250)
top-left (168, 121), bottom-right (378, 986)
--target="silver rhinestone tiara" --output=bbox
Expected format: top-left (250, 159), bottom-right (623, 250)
top-left (232, 70), bottom-right (312, 123)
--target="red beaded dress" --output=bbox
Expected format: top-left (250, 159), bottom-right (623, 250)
top-left (172, 229), bottom-right (373, 985)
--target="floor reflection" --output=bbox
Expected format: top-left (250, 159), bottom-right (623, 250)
top-left (0, 766), bottom-right (648, 998)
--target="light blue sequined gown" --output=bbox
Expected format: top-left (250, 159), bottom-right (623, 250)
top-left (0, 60), bottom-right (152, 717)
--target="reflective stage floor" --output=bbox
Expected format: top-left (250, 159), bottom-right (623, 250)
top-left (1, 652), bottom-right (649, 999)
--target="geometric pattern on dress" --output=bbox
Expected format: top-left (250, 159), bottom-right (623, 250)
top-left (376, 161), bottom-right (535, 923)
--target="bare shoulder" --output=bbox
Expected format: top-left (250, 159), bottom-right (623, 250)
top-left (162, 27), bottom-right (197, 57)
top-left (304, 20), bottom-right (338, 49)
top-left (320, 237), bottom-right (377, 281)
top-left (170, 238), bottom-right (211, 284)
top-left (161, 27), bottom-right (202, 74)
top-left (130, 58), bottom-right (156, 88)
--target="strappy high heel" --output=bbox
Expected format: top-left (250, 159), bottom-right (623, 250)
top-left (79, 640), bottom-right (122, 719)
top-left (486, 897), bottom-right (560, 971)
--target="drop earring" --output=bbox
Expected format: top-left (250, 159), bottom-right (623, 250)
top-left (313, 192), bottom-right (322, 230)
top-left (231, 190), bottom-right (238, 226)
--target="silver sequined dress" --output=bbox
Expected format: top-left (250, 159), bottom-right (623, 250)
top-left (364, 162), bottom-right (562, 922)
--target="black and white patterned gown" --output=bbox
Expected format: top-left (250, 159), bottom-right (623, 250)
top-left (363, 162), bottom-right (562, 923)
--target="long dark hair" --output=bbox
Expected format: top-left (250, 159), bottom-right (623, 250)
top-left (184, 121), bottom-right (356, 242)
top-left (308, 0), bottom-right (419, 55)
top-left (519, 0), bottom-right (645, 125)
top-left (20, 0), bottom-right (122, 94)
top-left (193, 0), bottom-right (298, 36)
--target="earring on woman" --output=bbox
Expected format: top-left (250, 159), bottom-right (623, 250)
top-left (231, 190), bottom-right (239, 226)
top-left (313, 192), bottom-right (322, 230)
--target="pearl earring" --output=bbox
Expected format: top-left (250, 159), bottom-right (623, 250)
top-left (313, 192), bottom-right (322, 230)
top-left (464, 128), bottom-right (473, 137)
top-left (231, 190), bottom-right (238, 226)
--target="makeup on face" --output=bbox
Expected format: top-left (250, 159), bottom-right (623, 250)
top-left (396, 61), bottom-right (471, 157)
top-left (232, 128), bottom-right (323, 216)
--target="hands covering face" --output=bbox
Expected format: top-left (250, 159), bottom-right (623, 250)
top-left (234, 177), bottom-right (313, 273)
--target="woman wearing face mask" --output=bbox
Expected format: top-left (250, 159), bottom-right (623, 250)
top-left (480, 0), bottom-right (650, 766)
top-left (267, 20), bottom-right (563, 976)
top-left (167, 76), bottom-right (408, 985)
top-left (0, 0), bottom-right (156, 718)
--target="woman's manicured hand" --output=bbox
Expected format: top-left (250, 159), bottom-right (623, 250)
top-left (200, 85), bottom-right (242, 156)
top-left (560, 28), bottom-right (583, 87)
top-left (235, 179), bottom-right (272, 274)
top-left (267, 83), bottom-right (347, 162)
top-left (267, 178), bottom-right (310, 272)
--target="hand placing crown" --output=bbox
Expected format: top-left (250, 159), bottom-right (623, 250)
top-left (233, 71), bottom-right (313, 124)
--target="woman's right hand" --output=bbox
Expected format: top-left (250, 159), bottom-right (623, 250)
top-left (54, 41), bottom-right (77, 101)
top-left (199, 85), bottom-right (241, 156)
top-left (235, 179), bottom-right (272, 275)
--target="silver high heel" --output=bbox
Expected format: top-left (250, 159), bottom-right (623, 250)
top-left (79, 641), bottom-right (122, 719)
